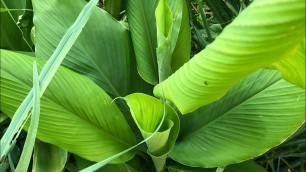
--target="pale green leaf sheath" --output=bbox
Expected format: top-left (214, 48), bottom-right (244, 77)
top-left (154, 0), bottom-right (305, 114)
top-left (155, 0), bottom-right (174, 82)
top-left (126, 0), bottom-right (190, 84)
top-left (155, 0), bottom-right (190, 83)
top-left (168, 0), bottom-right (191, 73)
top-left (125, 93), bottom-right (180, 172)
top-left (0, 51), bottom-right (135, 163)
top-left (170, 69), bottom-right (305, 167)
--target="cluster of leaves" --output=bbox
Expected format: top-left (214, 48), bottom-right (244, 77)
top-left (0, 0), bottom-right (305, 171)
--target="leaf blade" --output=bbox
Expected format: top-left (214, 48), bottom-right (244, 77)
top-left (154, 0), bottom-right (305, 114)
top-left (125, 93), bottom-right (180, 171)
top-left (169, 69), bottom-right (305, 167)
top-left (33, 0), bottom-right (133, 98)
top-left (0, 0), bottom-right (100, 158)
top-left (126, 0), bottom-right (159, 84)
top-left (0, 50), bottom-right (135, 163)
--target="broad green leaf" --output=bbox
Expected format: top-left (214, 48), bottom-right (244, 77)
top-left (32, 140), bottom-right (67, 172)
top-left (126, 0), bottom-right (159, 84)
top-left (170, 69), bottom-right (305, 167)
top-left (271, 41), bottom-right (305, 89)
top-left (125, 93), bottom-right (179, 172)
top-left (0, 0), bottom-right (33, 51)
top-left (15, 61), bottom-right (40, 172)
top-left (1, 0), bottom-right (99, 160)
top-left (154, 0), bottom-right (305, 114)
top-left (33, 0), bottom-right (133, 98)
top-left (128, 51), bottom-right (154, 96)
top-left (0, 50), bottom-right (135, 163)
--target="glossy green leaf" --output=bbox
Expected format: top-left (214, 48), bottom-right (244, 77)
top-left (15, 61), bottom-right (40, 172)
top-left (272, 41), bottom-right (305, 89)
top-left (33, 0), bottom-right (133, 98)
top-left (125, 93), bottom-right (180, 172)
top-left (32, 140), bottom-right (67, 172)
top-left (170, 69), bottom-right (305, 167)
top-left (126, 0), bottom-right (159, 84)
top-left (0, 50), bottom-right (135, 163)
top-left (154, 0), bottom-right (305, 114)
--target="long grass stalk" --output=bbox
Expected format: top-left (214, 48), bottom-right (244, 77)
top-left (15, 61), bottom-right (40, 172)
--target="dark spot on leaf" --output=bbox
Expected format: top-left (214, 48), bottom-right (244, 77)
top-left (204, 81), bottom-right (208, 85)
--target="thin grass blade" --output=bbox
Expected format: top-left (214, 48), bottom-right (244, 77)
top-left (15, 61), bottom-right (40, 172)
